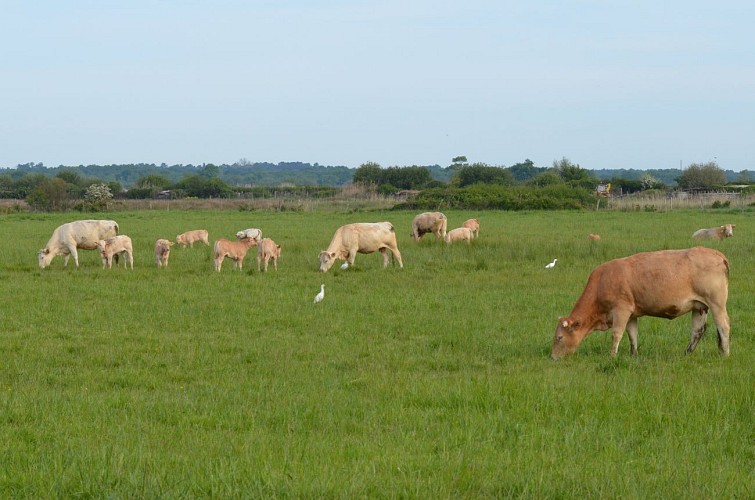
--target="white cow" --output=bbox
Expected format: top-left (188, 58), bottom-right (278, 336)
top-left (235, 228), bottom-right (263, 241)
top-left (38, 219), bottom-right (119, 268)
top-left (319, 222), bottom-right (403, 272)
top-left (97, 235), bottom-right (134, 270)
top-left (692, 224), bottom-right (736, 240)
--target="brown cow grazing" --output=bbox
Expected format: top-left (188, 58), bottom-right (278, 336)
top-left (411, 212), bottom-right (447, 240)
top-left (551, 247), bottom-right (730, 359)
top-left (445, 227), bottom-right (474, 244)
top-left (97, 235), bottom-right (134, 270)
top-left (319, 222), bottom-right (403, 272)
top-left (257, 238), bottom-right (282, 272)
top-left (176, 229), bottom-right (210, 248)
top-left (155, 239), bottom-right (174, 268)
top-left (462, 218), bottom-right (480, 238)
top-left (588, 233), bottom-right (601, 241)
top-left (692, 224), bottom-right (735, 240)
top-left (213, 236), bottom-right (258, 272)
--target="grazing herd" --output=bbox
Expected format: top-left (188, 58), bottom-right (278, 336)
top-left (37, 213), bottom-right (738, 359)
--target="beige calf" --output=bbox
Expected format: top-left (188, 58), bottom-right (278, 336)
top-left (97, 235), bottom-right (134, 270)
top-left (257, 238), bottom-right (282, 271)
top-left (155, 239), bottom-right (174, 268)
top-left (214, 237), bottom-right (257, 272)
top-left (445, 227), bottom-right (474, 244)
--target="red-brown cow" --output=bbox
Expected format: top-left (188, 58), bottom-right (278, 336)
top-left (213, 236), bottom-right (257, 272)
top-left (551, 247), bottom-right (730, 359)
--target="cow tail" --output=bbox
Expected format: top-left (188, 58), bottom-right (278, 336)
top-left (723, 256), bottom-right (730, 280)
top-left (114, 222), bottom-right (120, 235)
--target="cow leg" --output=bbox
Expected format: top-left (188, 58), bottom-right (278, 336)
top-left (127, 251), bottom-right (134, 270)
top-left (389, 245), bottom-right (404, 269)
top-left (686, 303), bottom-right (708, 354)
top-left (379, 248), bottom-right (389, 267)
top-left (68, 246), bottom-right (80, 268)
top-left (626, 317), bottom-right (639, 356)
top-left (610, 311), bottom-right (631, 356)
top-left (709, 303), bottom-right (730, 356)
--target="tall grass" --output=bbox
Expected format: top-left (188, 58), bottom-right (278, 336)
top-left (0, 209), bottom-right (752, 497)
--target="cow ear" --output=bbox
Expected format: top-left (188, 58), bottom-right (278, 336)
top-left (732, 224), bottom-right (736, 228)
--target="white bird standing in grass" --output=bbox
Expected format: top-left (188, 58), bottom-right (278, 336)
top-left (545, 258), bottom-right (558, 269)
top-left (313, 284), bottom-right (325, 304)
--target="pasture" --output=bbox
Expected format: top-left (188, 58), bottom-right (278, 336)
top-left (0, 209), bottom-right (752, 497)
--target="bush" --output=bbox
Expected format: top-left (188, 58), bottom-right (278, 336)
top-left (395, 184), bottom-right (595, 211)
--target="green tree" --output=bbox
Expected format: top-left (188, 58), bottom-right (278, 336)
top-left (452, 164), bottom-right (514, 187)
top-left (135, 174), bottom-right (171, 189)
top-left (56, 169), bottom-right (82, 186)
top-left (676, 162), bottom-right (726, 189)
top-left (508, 159), bottom-right (544, 182)
top-left (381, 166), bottom-right (432, 189)
top-left (352, 162), bottom-right (382, 185)
top-left (27, 178), bottom-right (73, 211)
top-left (201, 163), bottom-right (220, 179)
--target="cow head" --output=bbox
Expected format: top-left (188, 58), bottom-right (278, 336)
top-left (37, 248), bottom-right (52, 269)
top-left (551, 317), bottom-right (586, 360)
top-left (722, 224), bottom-right (735, 237)
top-left (319, 251), bottom-right (337, 272)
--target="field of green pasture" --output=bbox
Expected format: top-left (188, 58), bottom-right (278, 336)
top-left (0, 208), bottom-right (752, 497)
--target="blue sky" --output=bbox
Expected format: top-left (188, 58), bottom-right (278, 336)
top-left (1, 1), bottom-right (753, 171)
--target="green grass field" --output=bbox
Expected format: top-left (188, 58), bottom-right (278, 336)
top-left (1, 209), bottom-right (752, 497)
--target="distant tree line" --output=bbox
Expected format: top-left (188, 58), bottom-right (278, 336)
top-left (0, 157), bottom-right (750, 211)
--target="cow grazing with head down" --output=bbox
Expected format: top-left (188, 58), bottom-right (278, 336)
top-left (411, 212), bottom-right (447, 241)
top-left (319, 222), bottom-right (403, 272)
top-left (97, 235), bottom-right (134, 270)
top-left (38, 219), bottom-right (120, 269)
top-left (551, 247), bottom-right (730, 360)
top-left (213, 236), bottom-right (258, 272)
top-left (692, 224), bottom-right (735, 240)
top-left (462, 218), bottom-right (480, 238)
top-left (155, 239), bottom-right (174, 268)
top-left (445, 227), bottom-right (474, 244)
top-left (257, 238), bottom-right (282, 272)
top-left (236, 228), bottom-right (262, 241)
top-left (176, 229), bottom-right (209, 248)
